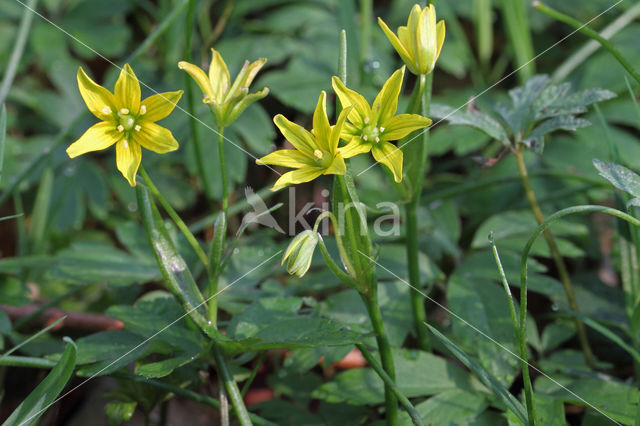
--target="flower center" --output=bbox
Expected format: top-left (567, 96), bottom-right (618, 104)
top-left (313, 149), bottom-right (332, 168)
top-left (116, 108), bottom-right (143, 135)
top-left (361, 124), bottom-right (381, 143)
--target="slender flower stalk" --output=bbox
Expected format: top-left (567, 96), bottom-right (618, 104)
top-left (514, 145), bottom-right (596, 367)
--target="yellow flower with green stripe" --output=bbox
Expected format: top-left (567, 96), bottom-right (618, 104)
top-left (256, 91), bottom-right (352, 191)
top-left (331, 67), bottom-right (431, 182)
top-left (178, 49), bottom-right (268, 128)
top-left (378, 4), bottom-right (445, 76)
top-left (66, 64), bottom-right (182, 186)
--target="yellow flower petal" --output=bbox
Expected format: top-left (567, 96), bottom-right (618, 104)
top-left (133, 122), bottom-right (179, 154)
top-left (339, 137), bottom-right (372, 158)
top-left (331, 76), bottom-right (371, 127)
top-left (378, 18), bottom-right (414, 72)
top-left (407, 4), bottom-right (422, 66)
top-left (436, 20), bottom-right (446, 61)
top-left (372, 67), bottom-right (404, 124)
top-left (323, 152), bottom-right (346, 176)
top-left (372, 141), bottom-right (403, 182)
top-left (114, 64), bottom-right (141, 112)
top-left (382, 113), bottom-right (431, 140)
top-left (273, 114), bottom-right (316, 154)
top-left (76, 67), bottom-right (116, 121)
top-left (331, 104), bottom-right (354, 152)
top-left (227, 57), bottom-right (267, 100)
top-left (116, 139), bottom-right (142, 186)
top-left (225, 87), bottom-right (269, 126)
top-left (256, 149), bottom-right (312, 168)
top-left (417, 5), bottom-right (438, 74)
top-left (341, 122), bottom-right (360, 141)
top-left (139, 90), bottom-right (183, 122)
top-left (66, 121), bottom-right (121, 158)
top-left (270, 167), bottom-right (323, 191)
top-left (209, 49), bottom-right (231, 101)
top-left (313, 91), bottom-right (331, 152)
top-left (178, 61), bottom-right (214, 101)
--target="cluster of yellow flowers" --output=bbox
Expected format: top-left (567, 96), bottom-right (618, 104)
top-left (67, 4), bottom-right (444, 189)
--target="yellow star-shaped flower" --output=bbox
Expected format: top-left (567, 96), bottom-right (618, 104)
top-left (378, 4), bottom-right (445, 76)
top-left (332, 67), bottom-right (432, 182)
top-left (178, 49), bottom-right (268, 128)
top-left (67, 64), bottom-right (182, 186)
top-left (256, 91), bottom-right (352, 191)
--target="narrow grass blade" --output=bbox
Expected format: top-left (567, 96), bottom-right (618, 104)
top-left (0, 105), bottom-right (6, 185)
top-left (1, 317), bottom-right (66, 358)
top-left (1, 338), bottom-right (76, 426)
top-left (563, 307), bottom-right (640, 364)
top-left (425, 324), bottom-right (528, 424)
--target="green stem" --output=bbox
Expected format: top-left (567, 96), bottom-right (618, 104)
top-left (139, 165), bottom-right (209, 269)
top-left (489, 234), bottom-right (535, 424)
top-left (334, 174), bottom-right (365, 284)
top-left (240, 351), bottom-right (266, 397)
top-left (115, 372), bottom-right (276, 426)
top-left (356, 343), bottom-right (423, 426)
top-left (218, 127), bottom-right (229, 215)
top-left (0, 0), bottom-right (188, 207)
top-left (0, 0), bottom-right (39, 107)
top-left (474, 0), bottom-right (493, 70)
top-left (359, 0), bottom-right (372, 84)
top-left (362, 289), bottom-right (398, 426)
top-left (501, 0), bottom-right (535, 84)
top-left (406, 73), bottom-right (431, 351)
top-left (313, 210), bottom-right (357, 280)
top-left (535, 1), bottom-right (640, 86)
top-left (211, 343), bottom-right (253, 426)
top-left (552, 2), bottom-right (640, 82)
top-left (513, 147), bottom-right (595, 368)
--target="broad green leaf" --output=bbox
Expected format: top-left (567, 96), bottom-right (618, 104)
top-left (134, 355), bottom-right (195, 379)
top-left (447, 266), bottom-right (520, 386)
top-left (399, 389), bottom-right (489, 426)
top-left (2, 339), bottom-right (76, 426)
top-left (105, 400), bottom-right (137, 426)
top-left (224, 297), bottom-right (363, 353)
top-left (71, 330), bottom-right (146, 365)
top-left (317, 281), bottom-right (413, 346)
top-left (536, 376), bottom-right (639, 424)
top-left (426, 325), bottom-right (527, 425)
top-left (312, 348), bottom-right (485, 405)
top-left (430, 103), bottom-right (510, 146)
top-left (593, 158), bottom-right (640, 199)
top-left (524, 116), bottom-right (591, 152)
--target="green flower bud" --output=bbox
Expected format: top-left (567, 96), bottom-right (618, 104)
top-left (282, 230), bottom-right (320, 277)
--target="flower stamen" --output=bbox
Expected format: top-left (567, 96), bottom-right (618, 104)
top-left (117, 125), bottom-right (124, 132)
top-left (139, 105), bottom-right (147, 115)
top-left (134, 125), bottom-right (141, 131)
top-left (101, 106), bottom-right (112, 115)
top-left (119, 108), bottom-right (129, 115)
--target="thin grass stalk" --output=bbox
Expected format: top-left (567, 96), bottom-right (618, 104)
top-left (0, 0), bottom-right (39, 106)
top-left (535, 1), bottom-right (640, 85)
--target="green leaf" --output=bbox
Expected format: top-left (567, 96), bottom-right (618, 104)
top-left (430, 103), bottom-right (510, 146)
top-left (134, 355), bottom-right (195, 379)
top-left (105, 400), bottom-right (137, 426)
top-left (593, 158), bottom-right (640, 199)
top-left (312, 348), bottom-right (485, 405)
top-left (399, 389), bottom-right (489, 426)
top-left (224, 297), bottom-right (364, 353)
top-left (425, 325), bottom-right (528, 425)
top-left (2, 339), bottom-right (77, 426)
top-left (524, 116), bottom-right (591, 152)
top-left (536, 376), bottom-right (639, 424)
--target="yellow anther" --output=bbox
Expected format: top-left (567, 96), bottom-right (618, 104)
top-left (101, 106), bottom-right (112, 115)
top-left (123, 140), bottom-right (129, 149)
top-left (313, 149), bottom-right (323, 159)
top-left (375, 136), bottom-right (380, 143)
top-left (134, 125), bottom-right (141, 131)
top-left (363, 135), bottom-right (368, 141)
top-left (117, 125), bottom-right (124, 132)
top-left (364, 117), bottom-right (370, 124)
top-left (139, 105), bottom-right (146, 114)
top-left (120, 108), bottom-right (129, 115)
top-left (379, 127), bottom-right (385, 132)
